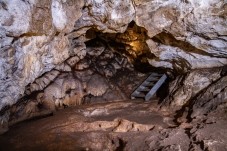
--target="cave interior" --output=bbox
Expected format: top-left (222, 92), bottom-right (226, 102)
top-left (0, 0), bottom-right (227, 151)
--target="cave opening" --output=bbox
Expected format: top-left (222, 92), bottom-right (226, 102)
top-left (80, 21), bottom-right (170, 102)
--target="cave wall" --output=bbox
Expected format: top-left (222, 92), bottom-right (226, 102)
top-left (0, 0), bottom-right (227, 134)
top-left (0, 37), bottom-right (153, 134)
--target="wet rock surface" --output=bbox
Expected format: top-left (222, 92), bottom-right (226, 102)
top-left (0, 99), bottom-right (226, 151)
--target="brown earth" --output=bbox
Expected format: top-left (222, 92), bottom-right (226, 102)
top-left (0, 99), bottom-right (226, 151)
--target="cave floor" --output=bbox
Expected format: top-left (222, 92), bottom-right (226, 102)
top-left (0, 99), bottom-right (227, 151)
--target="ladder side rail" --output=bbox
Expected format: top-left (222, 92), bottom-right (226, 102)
top-left (145, 74), bottom-right (167, 101)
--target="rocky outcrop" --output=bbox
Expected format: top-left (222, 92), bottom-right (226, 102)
top-left (74, 0), bottom-right (135, 33)
top-left (0, 0), bottom-right (84, 112)
top-left (1, 0), bottom-right (227, 110)
top-left (139, 0), bottom-right (227, 73)
top-left (162, 67), bottom-right (222, 110)
top-left (191, 74), bottom-right (227, 118)
top-left (160, 65), bottom-right (227, 136)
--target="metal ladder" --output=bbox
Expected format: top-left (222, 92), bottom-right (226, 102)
top-left (131, 73), bottom-right (167, 101)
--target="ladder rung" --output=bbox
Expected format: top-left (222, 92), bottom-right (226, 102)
top-left (157, 74), bottom-right (164, 77)
top-left (147, 78), bottom-right (159, 82)
top-left (142, 83), bottom-right (155, 87)
top-left (146, 78), bottom-right (160, 82)
top-left (137, 87), bottom-right (150, 91)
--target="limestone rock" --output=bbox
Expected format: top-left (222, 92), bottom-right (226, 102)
top-left (0, 0), bottom-right (31, 37)
top-left (51, 0), bottom-right (84, 33)
top-left (74, 0), bottom-right (135, 33)
top-left (55, 62), bottom-right (71, 72)
top-left (67, 27), bottom-right (91, 39)
top-left (191, 116), bottom-right (227, 151)
top-left (159, 128), bottom-right (190, 151)
top-left (75, 58), bottom-right (91, 70)
top-left (163, 68), bottom-right (222, 110)
top-left (113, 118), bottom-right (154, 132)
top-left (99, 21), bottom-right (150, 61)
top-left (1, 0), bottom-right (227, 113)
top-left (191, 75), bottom-right (227, 117)
top-left (66, 56), bottom-right (80, 67)
top-left (0, 0), bottom-right (84, 112)
top-left (25, 70), bottom-right (60, 95)
top-left (86, 40), bottom-right (105, 57)
top-left (42, 73), bottom-right (84, 109)
top-left (0, 111), bottom-right (9, 135)
top-left (69, 35), bottom-right (87, 57)
top-left (135, 0), bottom-right (227, 73)
top-left (87, 74), bottom-right (109, 96)
top-left (147, 38), bottom-right (227, 73)
top-left (75, 69), bottom-right (94, 79)
top-left (102, 90), bottom-right (126, 101)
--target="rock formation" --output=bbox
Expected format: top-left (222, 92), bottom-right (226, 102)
top-left (0, 0), bottom-right (227, 150)
top-left (1, 0), bottom-right (226, 110)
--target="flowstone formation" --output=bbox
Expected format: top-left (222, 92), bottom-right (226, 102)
top-left (0, 0), bottom-right (227, 149)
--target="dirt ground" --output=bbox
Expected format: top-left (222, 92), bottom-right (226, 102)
top-left (0, 99), bottom-right (226, 151)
